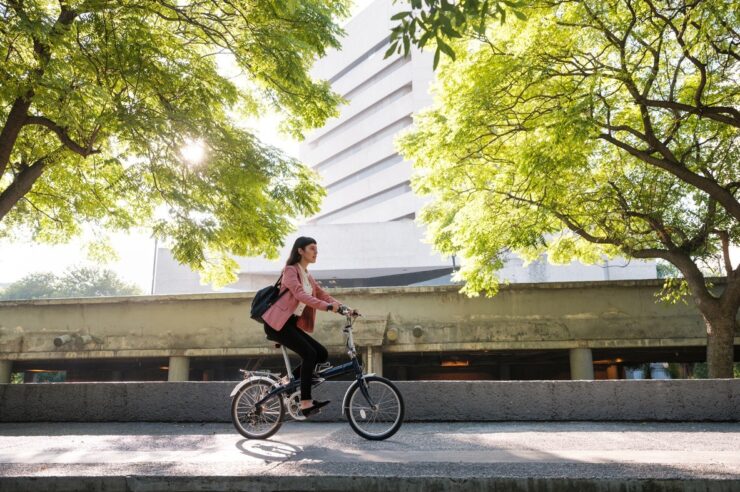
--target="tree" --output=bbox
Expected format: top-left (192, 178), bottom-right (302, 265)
top-left (386, 0), bottom-right (528, 68)
top-left (0, 272), bottom-right (59, 300)
top-left (395, 0), bottom-right (739, 377)
top-left (0, 265), bottom-right (141, 299)
top-left (0, 0), bottom-right (349, 284)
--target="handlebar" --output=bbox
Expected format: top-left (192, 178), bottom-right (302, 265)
top-left (337, 304), bottom-right (360, 317)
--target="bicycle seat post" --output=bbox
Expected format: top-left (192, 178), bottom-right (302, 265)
top-left (280, 345), bottom-right (293, 380)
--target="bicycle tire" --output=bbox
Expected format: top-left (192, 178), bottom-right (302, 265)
top-left (231, 380), bottom-right (284, 439)
top-left (345, 376), bottom-right (404, 441)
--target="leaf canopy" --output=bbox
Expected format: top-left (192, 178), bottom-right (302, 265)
top-left (398, 0), bottom-right (739, 296)
top-left (0, 0), bottom-right (350, 285)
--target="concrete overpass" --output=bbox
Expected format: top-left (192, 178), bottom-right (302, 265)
top-left (1, 279), bottom-right (738, 383)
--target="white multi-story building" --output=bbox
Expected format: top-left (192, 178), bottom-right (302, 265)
top-left (152, 0), bottom-right (656, 294)
top-left (300, 0), bottom-right (434, 224)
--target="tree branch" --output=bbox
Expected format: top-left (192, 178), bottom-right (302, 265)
top-left (715, 230), bottom-right (734, 277)
top-left (26, 116), bottom-right (101, 157)
top-left (494, 184), bottom-right (720, 309)
top-left (667, 249), bottom-right (720, 309)
top-left (607, 180), bottom-right (681, 248)
top-left (640, 98), bottom-right (740, 129)
top-left (598, 133), bottom-right (740, 221)
top-left (643, 0), bottom-right (709, 109)
top-left (0, 3), bottom-right (79, 177)
top-left (0, 157), bottom-right (51, 221)
top-left (679, 198), bottom-right (716, 253)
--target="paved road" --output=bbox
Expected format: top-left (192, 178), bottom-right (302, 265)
top-left (1, 421), bottom-right (739, 491)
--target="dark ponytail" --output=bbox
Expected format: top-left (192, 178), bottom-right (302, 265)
top-left (286, 236), bottom-right (317, 266)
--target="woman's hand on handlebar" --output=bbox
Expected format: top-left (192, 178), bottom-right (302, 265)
top-left (327, 302), bottom-right (360, 318)
top-left (334, 304), bottom-right (360, 317)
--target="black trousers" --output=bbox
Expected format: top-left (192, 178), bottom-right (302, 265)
top-left (264, 315), bottom-right (328, 400)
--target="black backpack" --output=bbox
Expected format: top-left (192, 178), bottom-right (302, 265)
top-left (250, 274), bottom-right (288, 323)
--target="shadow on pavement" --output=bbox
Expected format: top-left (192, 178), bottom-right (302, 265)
top-left (235, 438), bottom-right (301, 462)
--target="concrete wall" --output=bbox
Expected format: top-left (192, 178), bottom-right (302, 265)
top-left (1, 380), bottom-right (737, 422)
top-left (2, 280), bottom-right (738, 369)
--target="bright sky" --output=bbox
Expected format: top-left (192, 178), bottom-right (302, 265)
top-left (0, 1), bottom-right (376, 292)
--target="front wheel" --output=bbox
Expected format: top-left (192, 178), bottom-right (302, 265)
top-left (345, 376), bottom-right (404, 440)
top-left (231, 380), bottom-right (284, 439)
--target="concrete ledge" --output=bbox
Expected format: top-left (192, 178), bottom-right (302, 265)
top-left (1, 380), bottom-right (738, 422)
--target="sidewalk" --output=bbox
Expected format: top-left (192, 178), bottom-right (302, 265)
top-left (1, 421), bottom-right (739, 491)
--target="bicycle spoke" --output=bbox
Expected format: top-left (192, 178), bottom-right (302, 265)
top-left (232, 380), bottom-right (284, 439)
top-left (348, 379), bottom-right (402, 438)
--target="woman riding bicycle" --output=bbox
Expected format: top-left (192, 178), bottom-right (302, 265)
top-left (261, 236), bottom-right (359, 417)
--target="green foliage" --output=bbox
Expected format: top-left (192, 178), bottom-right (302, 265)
top-left (691, 362), bottom-right (709, 379)
top-left (666, 362), bottom-right (683, 379)
top-left (669, 362), bottom-right (738, 379)
top-left (0, 1), bottom-right (350, 286)
top-left (0, 266), bottom-right (141, 300)
top-left (387, 0), bottom-right (527, 68)
top-left (656, 277), bottom-right (690, 305)
top-left (0, 272), bottom-right (59, 300)
top-left (11, 372), bottom-right (23, 384)
top-left (397, 0), bottom-right (739, 298)
top-left (656, 261), bottom-right (681, 279)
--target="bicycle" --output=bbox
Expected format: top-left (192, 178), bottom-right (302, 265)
top-left (230, 306), bottom-right (404, 441)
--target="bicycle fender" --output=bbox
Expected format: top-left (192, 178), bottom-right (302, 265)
top-left (229, 375), bottom-right (277, 398)
top-left (341, 373), bottom-right (376, 415)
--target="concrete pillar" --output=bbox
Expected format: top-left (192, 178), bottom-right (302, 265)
top-left (372, 348), bottom-right (383, 377)
top-left (569, 348), bottom-right (594, 380)
top-left (0, 360), bottom-right (12, 384)
top-left (364, 346), bottom-right (383, 376)
top-left (168, 356), bottom-right (190, 382)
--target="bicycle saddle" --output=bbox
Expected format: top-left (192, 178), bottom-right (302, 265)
top-left (265, 335), bottom-right (281, 348)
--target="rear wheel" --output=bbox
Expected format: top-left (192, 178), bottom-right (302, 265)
top-left (345, 376), bottom-right (404, 441)
top-left (231, 380), bottom-right (284, 439)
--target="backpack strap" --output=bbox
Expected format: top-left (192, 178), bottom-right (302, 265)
top-left (275, 270), bottom-right (289, 297)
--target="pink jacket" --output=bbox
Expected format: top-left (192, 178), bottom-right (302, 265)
top-left (261, 264), bottom-right (339, 334)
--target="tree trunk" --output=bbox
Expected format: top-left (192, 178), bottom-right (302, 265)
top-left (0, 96), bottom-right (32, 176)
top-left (704, 313), bottom-right (737, 378)
top-left (670, 254), bottom-right (737, 379)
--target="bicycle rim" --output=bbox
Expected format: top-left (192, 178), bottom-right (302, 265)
top-left (231, 381), bottom-right (284, 439)
top-left (347, 377), bottom-right (403, 440)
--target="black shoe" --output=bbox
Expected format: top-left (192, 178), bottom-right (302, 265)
top-left (300, 399), bottom-right (330, 418)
